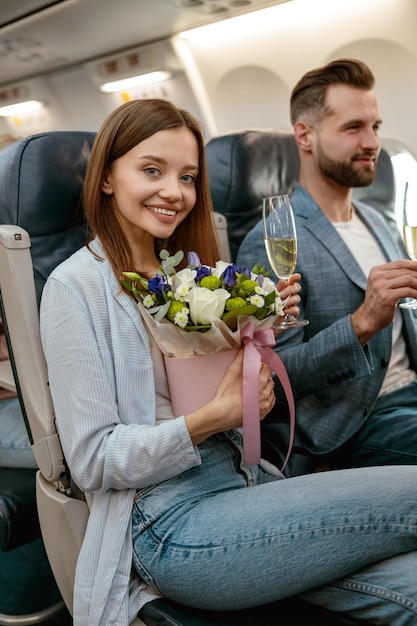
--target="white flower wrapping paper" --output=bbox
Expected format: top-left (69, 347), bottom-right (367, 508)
top-left (138, 301), bottom-right (279, 357)
top-left (138, 302), bottom-right (295, 467)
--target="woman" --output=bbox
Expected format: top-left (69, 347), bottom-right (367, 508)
top-left (40, 99), bottom-right (417, 626)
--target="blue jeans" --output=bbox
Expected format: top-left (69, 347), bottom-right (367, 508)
top-left (0, 397), bottom-right (36, 468)
top-left (132, 431), bottom-right (417, 624)
top-left (327, 379), bottom-right (417, 468)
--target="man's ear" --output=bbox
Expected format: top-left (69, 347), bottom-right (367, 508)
top-left (294, 121), bottom-right (313, 153)
top-left (101, 172), bottom-right (113, 195)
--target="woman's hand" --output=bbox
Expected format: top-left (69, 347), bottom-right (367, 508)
top-left (258, 361), bottom-right (275, 419)
top-left (185, 350), bottom-right (275, 445)
top-left (274, 273), bottom-right (302, 336)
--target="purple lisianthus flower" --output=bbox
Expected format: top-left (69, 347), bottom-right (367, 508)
top-left (255, 273), bottom-right (264, 286)
top-left (223, 264), bottom-right (242, 287)
top-left (187, 251), bottom-right (201, 267)
top-left (147, 275), bottom-right (166, 296)
top-left (196, 265), bottom-right (211, 281)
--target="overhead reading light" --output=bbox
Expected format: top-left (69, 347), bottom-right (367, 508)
top-left (0, 100), bottom-right (43, 117)
top-left (99, 71), bottom-right (172, 93)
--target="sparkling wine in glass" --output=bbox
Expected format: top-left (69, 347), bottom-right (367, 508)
top-left (400, 181), bottom-right (417, 309)
top-left (262, 194), bottom-right (308, 328)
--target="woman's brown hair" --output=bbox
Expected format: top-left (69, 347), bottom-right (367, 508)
top-left (83, 98), bottom-right (221, 278)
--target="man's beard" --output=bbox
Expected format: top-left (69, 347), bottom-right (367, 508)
top-left (317, 144), bottom-right (377, 188)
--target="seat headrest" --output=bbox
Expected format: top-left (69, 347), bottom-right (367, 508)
top-left (206, 130), bottom-right (397, 261)
top-left (206, 131), bottom-right (299, 260)
top-left (0, 131), bottom-right (96, 302)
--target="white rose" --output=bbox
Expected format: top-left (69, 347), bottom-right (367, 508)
top-left (171, 268), bottom-right (197, 293)
top-left (186, 287), bottom-right (230, 325)
top-left (212, 260), bottom-right (231, 278)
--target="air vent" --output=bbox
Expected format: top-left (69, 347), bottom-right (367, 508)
top-left (160, 0), bottom-right (291, 16)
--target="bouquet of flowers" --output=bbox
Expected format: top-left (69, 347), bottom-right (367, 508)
top-left (122, 250), bottom-right (294, 466)
top-left (122, 249), bottom-right (286, 330)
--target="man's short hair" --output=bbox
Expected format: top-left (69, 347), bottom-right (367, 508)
top-left (290, 58), bottom-right (375, 126)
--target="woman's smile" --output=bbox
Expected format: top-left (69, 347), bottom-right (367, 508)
top-left (147, 204), bottom-right (178, 218)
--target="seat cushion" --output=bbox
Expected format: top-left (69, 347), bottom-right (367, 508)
top-left (140, 596), bottom-right (368, 625)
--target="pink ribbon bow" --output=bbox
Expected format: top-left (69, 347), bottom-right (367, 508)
top-left (240, 321), bottom-right (295, 469)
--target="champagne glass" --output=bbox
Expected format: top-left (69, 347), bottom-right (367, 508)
top-left (262, 194), bottom-right (309, 328)
top-left (400, 181), bottom-right (417, 309)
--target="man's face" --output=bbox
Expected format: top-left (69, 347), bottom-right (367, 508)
top-left (312, 84), bottom-right (382, 188)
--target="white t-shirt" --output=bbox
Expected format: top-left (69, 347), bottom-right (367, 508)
top-left (334, 211), bottom-right (416, 396)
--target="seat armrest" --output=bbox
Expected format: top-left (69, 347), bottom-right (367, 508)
top-left (0, 225), bottom-right (66, 481)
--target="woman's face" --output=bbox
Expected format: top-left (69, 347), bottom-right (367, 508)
top-left (102, 126), bottom-right (199, 243)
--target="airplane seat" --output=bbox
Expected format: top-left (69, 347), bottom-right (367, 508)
top-left (205, 130), bottom-right (398, 478)
top-left (0, 131), bottom-right (95, 625)
top-left (0, 130), bottom-right (368, 626)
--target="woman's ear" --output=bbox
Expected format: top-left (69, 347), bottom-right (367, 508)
top-left (293, 121), bottom-right (313, 153)
top-left (101, 172), bottom-right (113, 196)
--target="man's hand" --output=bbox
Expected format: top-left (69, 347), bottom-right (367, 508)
top-left (351, 259), bottom-right (417, 345)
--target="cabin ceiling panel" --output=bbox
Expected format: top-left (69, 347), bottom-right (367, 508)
top-left (0, 0), bottom-right (65, 28)
top-left (0, 0), bottom-right (290, 88)
top-left (160, 0), bottom-right (291, 15)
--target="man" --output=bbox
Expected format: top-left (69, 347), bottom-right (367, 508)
top-left (237, 58), bottom-right (417, 468)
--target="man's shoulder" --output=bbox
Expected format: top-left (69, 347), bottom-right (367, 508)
top-left (244, 217), bottom-right (263, 238)
top-left (289, 184), bottom-right (318, 215)
top-left (352, 197), bottom-right (380, 214)
top-left (353, 198), bottom-right (394, 229)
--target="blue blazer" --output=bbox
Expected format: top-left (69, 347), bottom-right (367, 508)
top-left (237, 184), bottom-right (417, 454)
